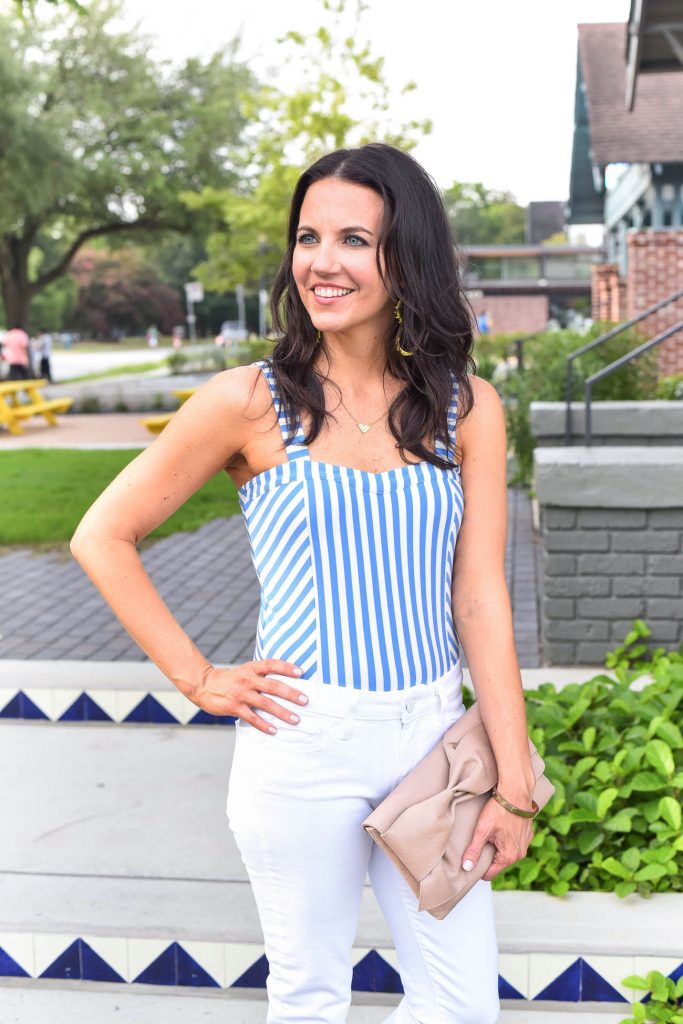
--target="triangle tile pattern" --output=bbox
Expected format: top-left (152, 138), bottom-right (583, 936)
top-left (0, 691), bottom-right (48, 719)
top-left (352, 950), bottom-right (403, 994)
top-left (0, 686), bottom-right (238, 724)
top-left (231, 953), bottom-right (270, 988)
top-left (0, 684), bottom-right (266, 724)
top-left (40, 938), bottom-right (124, 983)
top-left (0, 946), bottom-right (30, 978)
top-left (1, 934), bottom-right (672, 1001)
top-left (60, 693), bottom-right (112, 722)
top-left (498, 975), bottom-right (525, 1000)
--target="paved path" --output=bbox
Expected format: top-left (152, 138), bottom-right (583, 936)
top-left (0, 486), bottom-right (544, 667)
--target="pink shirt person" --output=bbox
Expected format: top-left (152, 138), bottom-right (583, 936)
top-left (2, 328), bottom-right (30, 367)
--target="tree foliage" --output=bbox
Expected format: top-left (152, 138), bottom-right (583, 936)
top-left (185, 0), bottom-right (433, 292)
top-left (68, 247), bottom-right (184, 337)
top-left (442, 181), bottom-right (526, 245)
top-left (0, 0), bottom-right (257, 327)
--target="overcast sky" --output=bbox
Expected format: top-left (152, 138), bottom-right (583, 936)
top-left (121, 0), bottom-right (631, 206)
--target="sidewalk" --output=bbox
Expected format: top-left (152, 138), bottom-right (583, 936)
top-left (0, 412), bottom-right (152, 447)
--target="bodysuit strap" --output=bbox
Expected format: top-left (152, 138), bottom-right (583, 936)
top-left (255, 359), bottom-right (309, 463)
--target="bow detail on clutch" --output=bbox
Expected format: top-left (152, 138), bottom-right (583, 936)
top-left (362, 701), bottom-right (555, 919)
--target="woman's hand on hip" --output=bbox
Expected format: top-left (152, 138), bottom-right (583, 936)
top-left (191, 659), bottom-right (309, 732)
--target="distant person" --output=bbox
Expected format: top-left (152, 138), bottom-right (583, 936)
top-left (146, 325), bottom-right (159, 348)
top-left (2, 326), bottom-right (31, 380)
top-left (172, 326), bottom-right (184, 350)
top-left (477, 311), bottom-right (490, 335)
top-left (34, 328), bottom-right (54, 382)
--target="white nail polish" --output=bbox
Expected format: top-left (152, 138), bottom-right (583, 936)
top-left (462, 859), bottom-right (474, 871)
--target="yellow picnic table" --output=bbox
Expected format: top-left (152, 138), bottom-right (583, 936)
top-left (141, 388), bottom-right (197, 435)
top-left (0, 378), bottom-right (74, 436)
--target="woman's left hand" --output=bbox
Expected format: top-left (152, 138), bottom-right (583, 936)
top-left (461, 796), bottom-right (535, 881)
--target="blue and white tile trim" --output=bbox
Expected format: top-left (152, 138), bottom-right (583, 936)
top-left (0, 687), bottom-right (234, 725)
top-left (1, 932), bottom-right (680, 1004)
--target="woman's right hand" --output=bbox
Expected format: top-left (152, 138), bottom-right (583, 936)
top-left (190, 659), bottom-right (309, 734)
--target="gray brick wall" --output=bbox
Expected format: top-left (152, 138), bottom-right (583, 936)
top-left (539, 505), bottom-right (683, 664)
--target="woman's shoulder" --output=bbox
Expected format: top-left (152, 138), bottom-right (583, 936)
top-left (456, 373), bottom-right (505, 447)
top-left (208, 360), bottom-right (275, 419)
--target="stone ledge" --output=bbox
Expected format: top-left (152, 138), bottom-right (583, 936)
top-left (534, 446), bottom-right (683, 507)
top-left (531, 401), bottom-right (683, 439)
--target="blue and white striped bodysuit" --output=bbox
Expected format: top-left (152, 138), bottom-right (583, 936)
top-left (237, 359), bottom-right (464, 692)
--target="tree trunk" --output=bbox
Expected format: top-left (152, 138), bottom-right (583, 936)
top-left (0, 235), bottom-right (32, 330)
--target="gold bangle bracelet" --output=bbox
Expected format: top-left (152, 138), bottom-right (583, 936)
top-left (490, 785), bottom-right (539, 819)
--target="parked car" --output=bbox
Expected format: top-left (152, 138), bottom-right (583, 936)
top-left (217, 320), bottom-right (248, 344)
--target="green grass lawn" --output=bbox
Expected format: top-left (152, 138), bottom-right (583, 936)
top-left (0, 449), bottom-right (241, 551)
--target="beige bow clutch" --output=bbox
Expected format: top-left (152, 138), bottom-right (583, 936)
top-left (362, 700), bottom-right (555, 919)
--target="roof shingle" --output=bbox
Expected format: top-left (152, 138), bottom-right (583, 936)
top-left (578, 22), bottom-right (683, 164)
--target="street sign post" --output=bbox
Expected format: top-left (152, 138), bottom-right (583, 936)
top-left (183, 282), bottom-right (204, 341)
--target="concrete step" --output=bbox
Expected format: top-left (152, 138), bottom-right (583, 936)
top-left (1, 719), bottom-right (673, 1012)
top-left (0, 659), bottom-right (646, 725)
top-left (0, 979), bottom-right (631, 1023)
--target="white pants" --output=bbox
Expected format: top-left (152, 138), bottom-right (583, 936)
top-left (225, 659), bottom-right (500, 1024)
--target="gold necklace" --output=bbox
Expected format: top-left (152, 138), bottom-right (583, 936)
top-left (336, 394), bottom-right (388, 433)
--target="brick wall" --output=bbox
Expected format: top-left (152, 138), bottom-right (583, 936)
top-left (591, 263), bottom-right (625, 322)
top-left (626, 229), bottom-right (683, 376)
top-left (540, 506), bottom-right (683, 664)
top-left (534, 446), bottom-right (683, 666)
top-left (470, 294), bottom-right (548, 335)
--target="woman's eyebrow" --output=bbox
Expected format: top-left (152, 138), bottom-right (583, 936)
top-left (297, 224), bottom-right (374, 236)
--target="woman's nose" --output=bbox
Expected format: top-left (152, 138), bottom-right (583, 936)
top-left (310, 242), bottom-right (340, 274)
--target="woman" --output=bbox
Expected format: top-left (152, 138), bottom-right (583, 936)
top-left (71, 143), bottom-right (536, 1023)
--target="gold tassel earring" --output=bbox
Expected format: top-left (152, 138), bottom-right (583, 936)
top-left (394, 299), bottom-right (414, 357)
top-left (315, 329), bottom-right (322, 345)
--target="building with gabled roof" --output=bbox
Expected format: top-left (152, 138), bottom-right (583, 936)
top-left (568, 16), bottom-right (683, 375)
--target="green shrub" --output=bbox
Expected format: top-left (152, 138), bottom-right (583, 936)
top-left (655, 373), bottom-right (683, 400)
top-left (619, 969), bottom-right (683, 1023)
top-left (465, 619), bottom-right (683, 898)
top-left (494, 325), bottom-right (661, 486)
top-left (79, 394), bottom-right (101, 413)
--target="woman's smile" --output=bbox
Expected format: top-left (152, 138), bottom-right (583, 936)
top-left (310, 284), bottom-right (355, 305)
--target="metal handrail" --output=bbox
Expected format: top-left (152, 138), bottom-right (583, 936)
top-left (564, 288), bottom-right (683, 444)
top-left (583, 319), bottom-right (683, 445)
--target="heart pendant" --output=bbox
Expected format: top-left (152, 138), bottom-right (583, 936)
top-left (358, 423), bottom-right (370, 433)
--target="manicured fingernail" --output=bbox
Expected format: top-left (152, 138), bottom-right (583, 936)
top-left (293, 667), bottom-right (303, 676)
top-left (463, 859), bottom-right (474, 871)
top-left (268, 726), bottom-right (277, 735)
top-left (289, 714), bottom-right (299, 723)
top-left (298, 694), bottom-right (309, 704)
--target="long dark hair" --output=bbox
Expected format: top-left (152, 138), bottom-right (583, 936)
top-left (262, 142), bottom-right (476, 470)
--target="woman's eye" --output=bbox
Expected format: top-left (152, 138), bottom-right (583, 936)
top-left (296, 233), bottom-right (315, 244)
top-left (345, 235), bottom-right (367, 246)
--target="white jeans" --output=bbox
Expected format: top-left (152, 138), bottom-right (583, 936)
top-left (225, 659), bottom-right (500, 1024)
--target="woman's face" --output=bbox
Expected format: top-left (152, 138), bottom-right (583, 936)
top-left (292, 177), bottom-right (393, 341)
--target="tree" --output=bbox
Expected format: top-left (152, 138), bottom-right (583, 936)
top-left (68, 247), bottom-right (184, 337)
top-left (0, 0), bottom-right (257, 328)
top-left (184, 0), bottom-right (432, 293)
top-left (442, 182), bottom-right (526, 246)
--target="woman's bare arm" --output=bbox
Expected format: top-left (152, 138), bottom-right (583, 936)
top-left (69, 364), bottom-right (304, 716)
top-left (451, 374), bottom-right (536, 803)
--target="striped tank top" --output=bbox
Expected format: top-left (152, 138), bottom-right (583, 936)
top-left (238, 359), bottom-right (464, 692)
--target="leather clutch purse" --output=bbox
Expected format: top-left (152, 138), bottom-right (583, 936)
top-left (362, 700), bottom-right (555, 919)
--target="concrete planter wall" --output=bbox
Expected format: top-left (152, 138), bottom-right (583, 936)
top-left (530, 401), bottom-right (683, 666)
top-left (531, 400), bottom-right (683, 447)
top-left (533, 446), bottom-right (683, 665)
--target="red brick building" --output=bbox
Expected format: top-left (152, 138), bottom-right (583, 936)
top-left (568, 20), bottom-right (683, 375)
